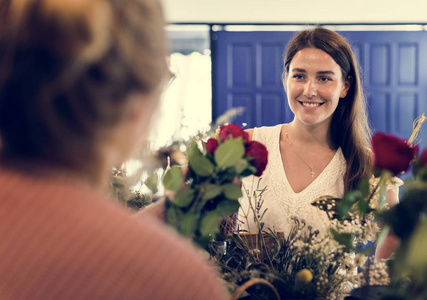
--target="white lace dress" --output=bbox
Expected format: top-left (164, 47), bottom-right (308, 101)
top-left (238, 124), bottom-right (347, 236)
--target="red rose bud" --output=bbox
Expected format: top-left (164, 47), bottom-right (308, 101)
top-left (245, 141), bottom-right (268, 176)
top-left (205, 138), bottom-right (219, 155)
top-left (420, 148), bottom-right (427, 166)
top-left (219, 124), bottom-right (249, 143)
top-left (372, 132), bottom-right (418, 176)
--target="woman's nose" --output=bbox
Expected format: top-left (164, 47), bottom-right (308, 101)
top-left (303, 80), bottom-right (317, 98)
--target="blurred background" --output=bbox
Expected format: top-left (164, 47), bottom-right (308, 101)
top-left (122, 0), bottom-right (427, 203)
top-left (152, 0), bottom-right (427, 151)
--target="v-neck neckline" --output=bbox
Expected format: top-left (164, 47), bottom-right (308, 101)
top-left (277, 126), bottom-right (341, 195)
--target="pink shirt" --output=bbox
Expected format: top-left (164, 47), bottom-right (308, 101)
top-left (0, 164), bottom-right (229, 299)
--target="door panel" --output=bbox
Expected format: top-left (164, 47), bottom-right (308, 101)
top-left (213, 31), bottom-right (294, 128)
top-left (213, 30), bottom-right (427, 150)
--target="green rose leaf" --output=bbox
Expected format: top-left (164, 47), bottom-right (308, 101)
top-left (173, 187), bottom-right (195, 208)
top-left (144, 172), bottom-right (158, 194)
top-left (241, 165), bottom-right (258, 177)
top-left (216, 199), bottom-right (240, 217)
top-left (189, 156), bottom-right (215, 177)
top-left (357, 198), bottom-right (370, 214)
top-left (166, 205), bottom-right (182, 227)
top-left (188, 142), bottom-right (214, 177)
top-left (234, 159), bottom-right (249, 174)
top-left (214, 138), bottom-right (245, 169)
top-left (399, 219), bottom-right (427, 279)
top-left (163, 165), bottom-right (183, 191)
top-left (217, 168), bottom-right (238, 182)
top-left (202, 184), bottom-right (223, 201)
top-left (358, 177), bottom-right (370, 198)
top-left (194, 184), bottom-right (223, 212)
top-left (180, 212), bottom-right (198, 237)
top-left (200, 211), bottom-right (220, 237)
top-left (187, 140), bottom-right (200, 159)
top-left (223, 183), bottom-right (243, 200)
top-left (330, 228), bottom-right (355, 251)
top-left (337, 190), bottom-right (360, 220)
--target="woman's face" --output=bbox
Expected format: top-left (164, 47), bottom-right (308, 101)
top-left (285, 47), bottom-right (350, 128)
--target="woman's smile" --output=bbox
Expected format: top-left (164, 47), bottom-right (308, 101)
top-left (298, 101), bottom-right (325, 109)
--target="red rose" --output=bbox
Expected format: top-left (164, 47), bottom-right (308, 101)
top-left (219, 124), bottom-right (249, 143)
top-left (420, 148), bottom-right (427, 166)
top-left (205, 138), bottom-right (219, 155)
top-left (372, 132), bottom-right (418, 176)
top-left (245, 141), bottom-right (268, 177)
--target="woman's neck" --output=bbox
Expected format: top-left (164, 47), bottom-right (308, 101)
top-left (285, 120), bottom-right (335, 149)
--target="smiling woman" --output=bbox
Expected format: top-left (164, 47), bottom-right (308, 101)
top-left (285, 47), bottom-right (350, 130)
top-left (238, 26), bottom-right (400, 259)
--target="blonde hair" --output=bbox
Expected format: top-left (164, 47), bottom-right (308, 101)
top-left (283, 27), bottom-right (372, 190)
top-left (0, 0), bottom-right (168, 172)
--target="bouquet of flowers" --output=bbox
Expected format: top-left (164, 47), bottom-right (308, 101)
top-left (323, 115), bottom-right (426, 300)
top-left (211, 178), bottom-right (377, 300)
top-left (371, 119), bottom-right (427, 300)
top-left (309, 131), bottom-right (418, 272)
top-left (162, 124), bottom-right (268, 246)
top-left (210, 115), bottom-right (425, 300)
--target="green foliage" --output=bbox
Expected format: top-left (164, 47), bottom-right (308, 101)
top-left (336, 190), bottom-right (360, 220)
top-left (357, 197), bottom-right (370, 214)
top-left (201, 183), bottom-right (222, 201)
top-left (381, 179), bottom-right (427, 240)
top-left (166, 202), bottom-right (181, 227)
top-left (234, 159), bottom-right (249, 174)
top-left (162, 132), bottom-right (262, 247)
top-left (188, 142), bottom-right (215, 177)
top-left (210, 217), bottom-right (355, 300)
top-left (358, 176), bottom-right (371, 198)
top-left (173, 187), bottom-right (195, 207)
top-left (379, 162), bottom-right (427, 298)
top-left (216, 200), bottom-right (240, 217)
top-left (330, 229), bottom-right (355, 251)
top-left (163, 165), bottom-right (183, 191)
top-left (214, 138), bottom-right (245, 169)
top-left (222, 183), bottom-right (243, 199)
top-left (180, 212), bottom-right (198, 237)
top-left (144, 172), bottom-right (159, 194)
top-left (200, 211), bottom-right (221, 237)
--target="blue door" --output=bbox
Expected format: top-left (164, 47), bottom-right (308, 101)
top-left (212, 30), bottom-right (427, 150)
top-left (213, 31), bottom-right (293, 128)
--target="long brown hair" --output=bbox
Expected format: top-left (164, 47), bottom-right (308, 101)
top-left (282, 26), bottom-right (372, 191)
top-left (0, 0), bottom-right (168, 174)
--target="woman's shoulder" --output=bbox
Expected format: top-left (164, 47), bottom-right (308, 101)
top-left (245, 124), bottom-right (284, 142)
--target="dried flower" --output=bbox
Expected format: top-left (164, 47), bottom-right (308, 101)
top-left (296, 269), bottom-right (313, 283)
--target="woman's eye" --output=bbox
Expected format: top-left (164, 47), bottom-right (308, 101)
top-left (293, 74), bottom-right (305, 80)
top-left (318, 76), bottom-right (332, 82)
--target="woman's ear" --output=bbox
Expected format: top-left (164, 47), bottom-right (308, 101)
top-left (340, 76), bottom-right (351, 98)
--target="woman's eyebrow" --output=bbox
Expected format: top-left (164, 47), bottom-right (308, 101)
top-left (317, 71), bottom-right (336, 75)
top-left (291, 68), bottom-right (336, 75)
top-left (291, 68), bottom-right (306, 73)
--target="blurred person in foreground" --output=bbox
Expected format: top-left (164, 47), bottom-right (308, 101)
top-left (0, 0), bottom-right (228, 299)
